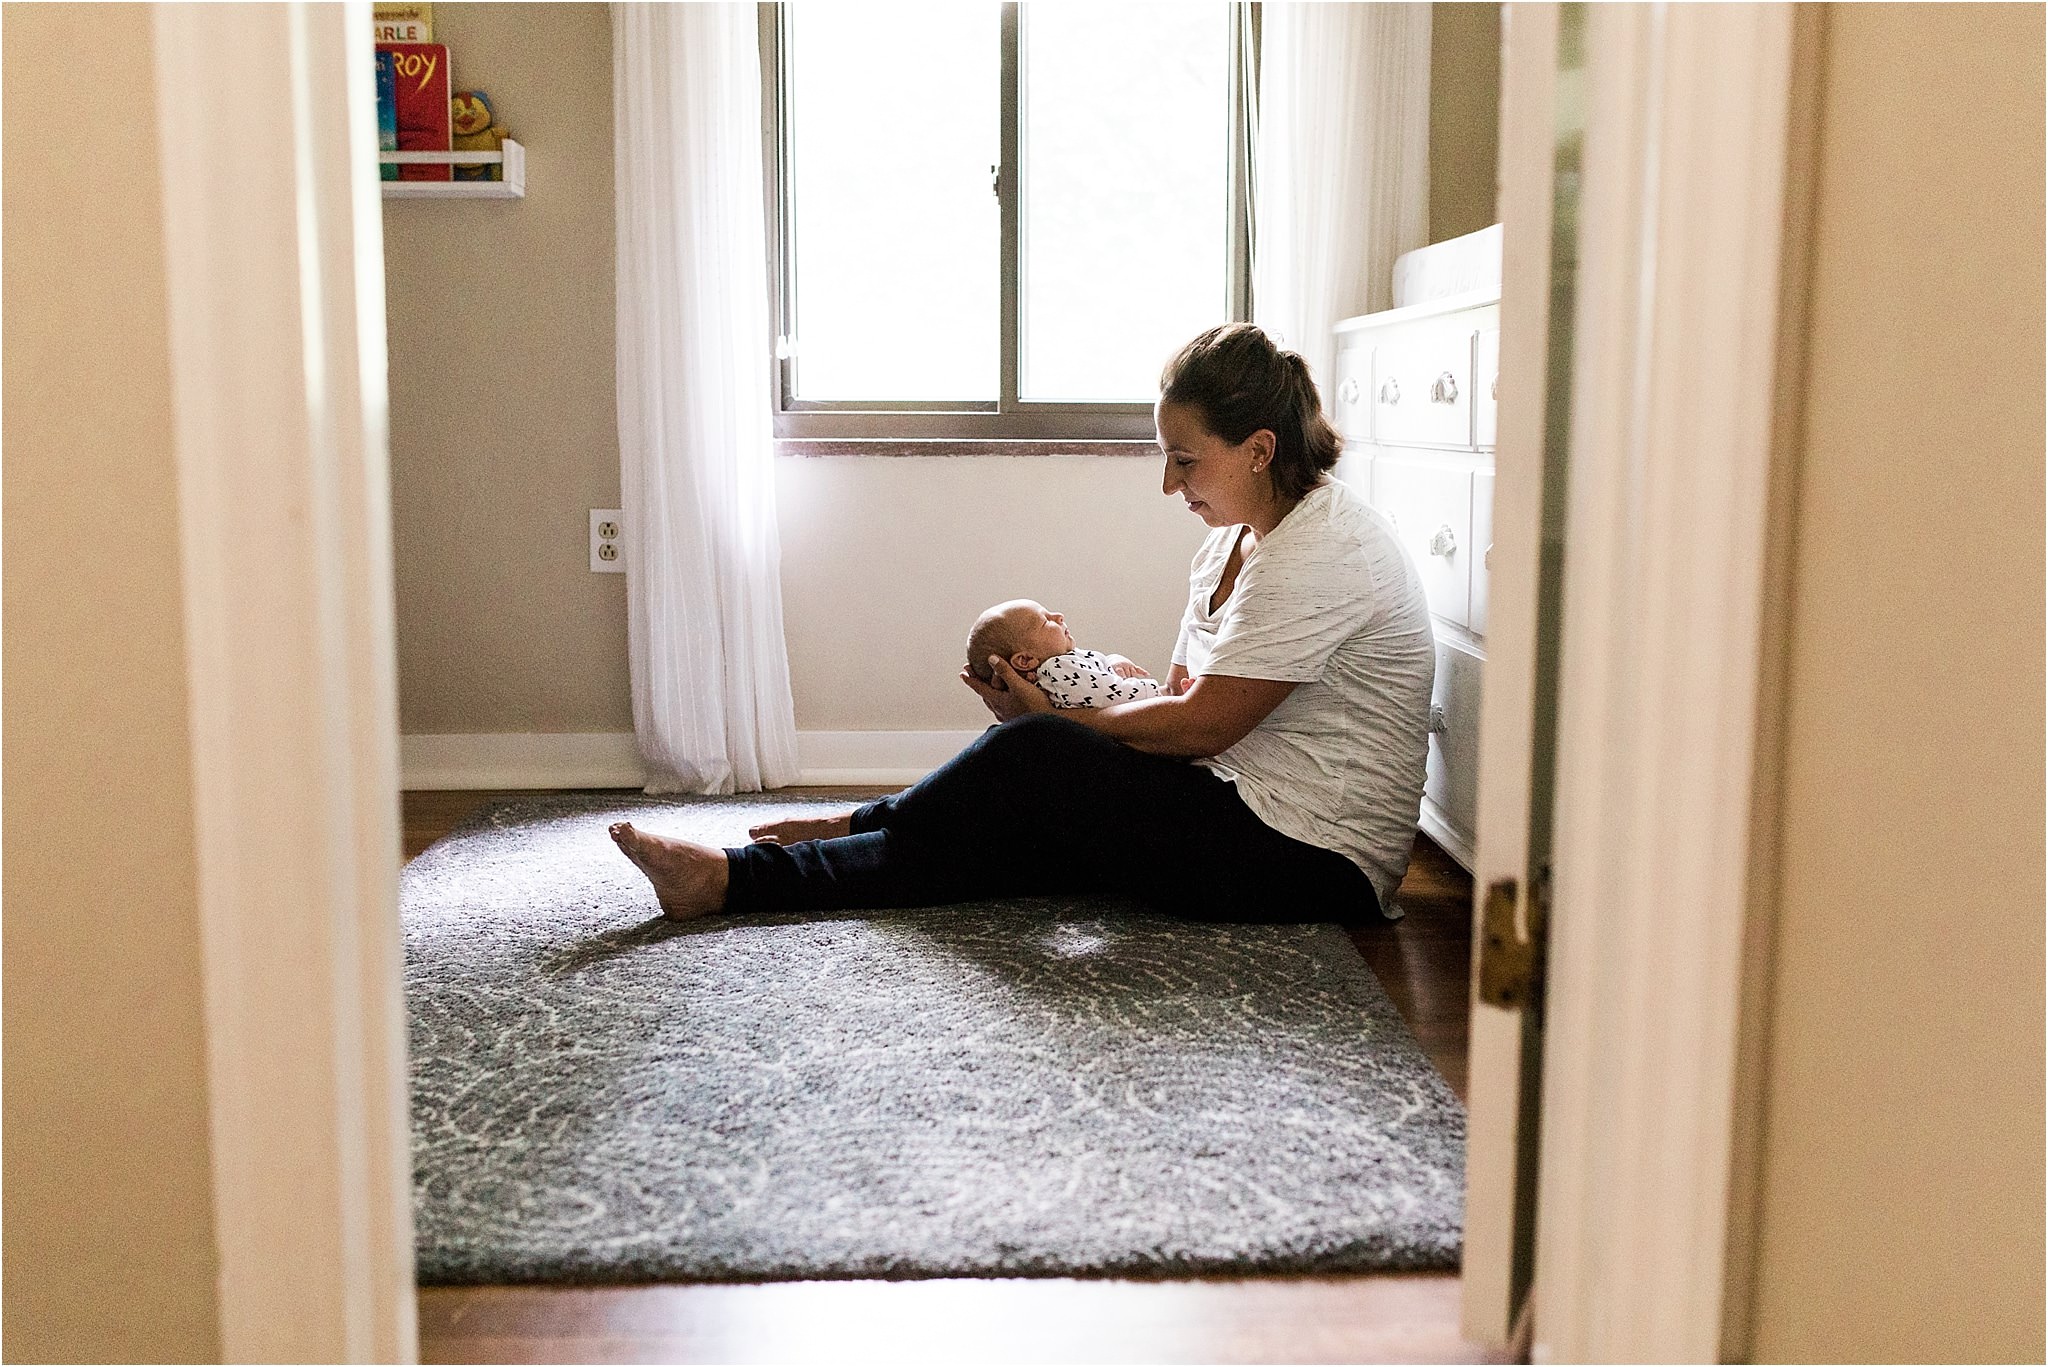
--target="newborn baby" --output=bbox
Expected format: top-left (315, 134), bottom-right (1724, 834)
top-left (966, 599), bottom-right (1165, 709)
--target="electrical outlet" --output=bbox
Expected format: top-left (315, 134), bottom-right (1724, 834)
top-left (590, 509), bottom-right (625, 573)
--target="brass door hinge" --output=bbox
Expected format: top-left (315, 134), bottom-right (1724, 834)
top-left (1478, 870), bottom-right (1550, 1010)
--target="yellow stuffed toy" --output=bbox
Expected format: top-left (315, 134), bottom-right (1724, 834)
top-left (450, 91), bottom-right (509, 181)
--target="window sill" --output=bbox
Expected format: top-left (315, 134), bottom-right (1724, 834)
top-left (773, 409), bottom-right (1159, 443)
top-left (775, 438), bottom-right (1160, 459)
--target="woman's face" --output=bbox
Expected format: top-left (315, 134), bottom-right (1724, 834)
top-left (1156, 400), bottom-right (1275, 529)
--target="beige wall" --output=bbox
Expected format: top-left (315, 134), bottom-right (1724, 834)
top-left (778, 456), bottom-right (1203, 730)
top-left (0, 5), bottom-right (223, 1361)
top-left (1430, 3), bottom-right (1502, 243)
top-left (1748, 5), bottom-right (2045, 1360)
top-left (387, 4), bottom-right (1501, 741)
top-left (385, 3), bottom-right (631, 734)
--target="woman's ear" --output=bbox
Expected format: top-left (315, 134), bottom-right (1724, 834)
top-left (1247, 428), bottom-right (1278, 473)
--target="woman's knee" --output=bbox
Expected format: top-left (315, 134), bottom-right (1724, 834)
top-left (942, 713), bottom-right (1123, 805)
top-left (975, 711), bottom-right (1102, 764)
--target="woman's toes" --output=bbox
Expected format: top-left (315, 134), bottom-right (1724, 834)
top-left (607, 821), bottom-right (727, 921)
top-left (745, 814), bottom-right (853, 846)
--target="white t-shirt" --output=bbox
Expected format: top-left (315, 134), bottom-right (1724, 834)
top-left (1171, 481), bottom-right (1436, 915)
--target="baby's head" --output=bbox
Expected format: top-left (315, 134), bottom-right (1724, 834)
top-left (966, 599), bottom-right (1075, 682)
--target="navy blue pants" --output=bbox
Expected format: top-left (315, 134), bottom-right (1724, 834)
top-left (724, 712), bottom-right (1380, 924)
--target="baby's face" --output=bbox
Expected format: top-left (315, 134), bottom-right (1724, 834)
top-left (1005, 601), bottom-right (1074, 665)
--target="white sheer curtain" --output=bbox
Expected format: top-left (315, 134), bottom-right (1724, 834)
top-left (1253, 3), bottom-right (1432, 401)
top-left (614, 3), bottom-right (799, 794)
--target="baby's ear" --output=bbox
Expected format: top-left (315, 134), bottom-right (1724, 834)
top-left (1011, 650), bottom-right (1040, 672)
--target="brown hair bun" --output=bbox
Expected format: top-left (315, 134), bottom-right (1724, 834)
top-left (1159, 323), bottom-right (1342, 502)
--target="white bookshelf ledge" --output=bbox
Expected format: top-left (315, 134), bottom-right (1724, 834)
top-left (380, 139), bottom-right (525, 199)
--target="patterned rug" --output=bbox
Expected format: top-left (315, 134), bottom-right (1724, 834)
top-left (403, 792), bottom-right (1465, 1283)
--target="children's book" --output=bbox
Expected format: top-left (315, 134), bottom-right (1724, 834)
top-left (372, 3), bottom-right (432, 44)
top-left (377, 42), bottom-right (451, 181)
top-left (375, 50), bottom-right (398, 181)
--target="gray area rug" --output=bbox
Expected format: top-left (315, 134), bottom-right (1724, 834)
top-left (403, 792), bottom-right (1465, 1283)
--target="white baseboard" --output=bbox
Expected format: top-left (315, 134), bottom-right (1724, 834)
top-left (792, 729), bottom-right (981, 786)
top-left (399, 730), bottom-right (982, 791)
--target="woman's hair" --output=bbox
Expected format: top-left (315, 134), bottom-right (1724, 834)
top-left (1158, 323), bottom-right (1342, 502)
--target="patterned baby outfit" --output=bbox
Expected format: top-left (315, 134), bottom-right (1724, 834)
top-left (1033, 648), bottom-right (1165, 709)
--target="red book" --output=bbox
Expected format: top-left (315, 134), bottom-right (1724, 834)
top-left (376, 42), bottom-right (450, 181)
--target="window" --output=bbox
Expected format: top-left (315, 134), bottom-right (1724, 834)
top-left (765, 2), bottom-right (1254, 444)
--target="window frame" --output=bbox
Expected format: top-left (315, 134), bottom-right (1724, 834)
top-left (760, 2), bottom-right (1257, 446)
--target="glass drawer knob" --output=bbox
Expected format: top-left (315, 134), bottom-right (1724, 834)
top-left (1429, 524), bottom-right (1458, 557)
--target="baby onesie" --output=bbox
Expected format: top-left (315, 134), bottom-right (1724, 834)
top-left (1033, 648), bottom-right (1165, 709)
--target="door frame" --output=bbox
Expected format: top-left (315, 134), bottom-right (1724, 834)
top-left (147, 0), bottom-right (1825, 1359)
top-left (1459, 0), bottom-right (1565, 1343)
top-left (1464, 1), bottom-right (1823, 1359)
top-left (154, 3), bottom-right (415, 1359)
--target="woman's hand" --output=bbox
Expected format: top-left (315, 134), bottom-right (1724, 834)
top-left (959, 655), bottom-right (1056, 723)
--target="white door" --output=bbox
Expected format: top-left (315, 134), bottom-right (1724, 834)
top-left (1459, 0), bottom-right (1579, 1346)
top-left (1462, 4), bottom-right (1815, 1355)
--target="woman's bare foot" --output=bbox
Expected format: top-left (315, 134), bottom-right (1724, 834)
top-left (608, 822), bottom-right (730, 922)
top-left (747, 812), bottom-right (853, 845)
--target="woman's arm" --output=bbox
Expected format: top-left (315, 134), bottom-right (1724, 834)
top-left (1078, 673), bottom-right (1296, 757)
top-left (964, 657), bottom-right (1293, 759)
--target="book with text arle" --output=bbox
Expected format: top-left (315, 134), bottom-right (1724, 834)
top-left (373, 2), bottom-right (432, 44)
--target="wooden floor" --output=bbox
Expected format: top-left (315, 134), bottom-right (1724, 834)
top-left (404, 788), bottom-right (1495, 1365)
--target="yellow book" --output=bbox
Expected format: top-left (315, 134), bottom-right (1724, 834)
top-left (373, 3), bottom-right (432, 45)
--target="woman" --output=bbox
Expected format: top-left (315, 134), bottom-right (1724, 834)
top-left (611, 324), bottom-right (1436, 925)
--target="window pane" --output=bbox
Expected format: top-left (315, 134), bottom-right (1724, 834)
top-left (1020, 4), bottom-right (1231, 402)
top-left (787, 3), bottom-right (1000, 401)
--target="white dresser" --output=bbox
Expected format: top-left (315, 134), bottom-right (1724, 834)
top-left (1330, 253), bottom-right (1500, 873)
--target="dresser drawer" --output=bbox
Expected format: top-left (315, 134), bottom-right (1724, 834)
top-left (1371, 320), bottom-right (1475, 449)
top-left (1369, 454), bottom-right (1473, 629)
top-left (1470, 470), bottom-right (1494, 638)
top-left (1474, 328), bottom-right (1500, 449)
top-left (1331, 341), bottom-right (1373, 442)
top-left (1425, 636), bottom-right (1484, 846)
